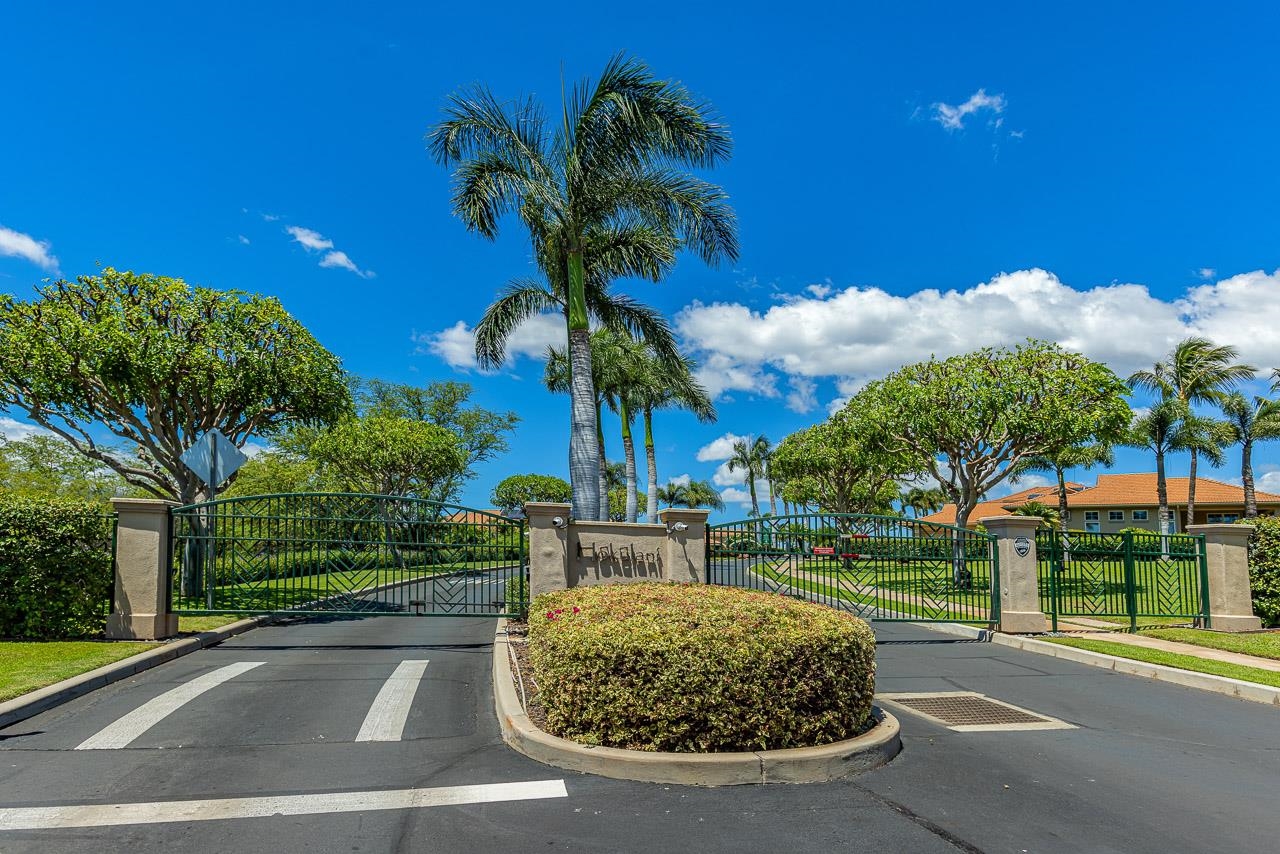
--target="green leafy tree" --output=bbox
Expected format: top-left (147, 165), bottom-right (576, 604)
top-left (1129, 337), bottom-right (1256, 528)
top-left (0, 268), bottom-right (351, 505)
top-left (726, 435), bottom-right (771, 517)
top-left (772, 410), bottom-right (922, 516)
top-left (0, 431), bottom-right (127, 503)
top-left (607, 485), bottom-right (648, 522)
top-left (491, 474), bottom-right (572, 515)
top-left (1221, 392), bottom-right (1280, 517)
top-left (1012, 442), bottom-right (1114, 535)
top-left (856, 340), bottom-right (1132, 533)
top-left (309, 416), bottom-right (465, 498)
top-left (900, 486), bottom-right (947, 518)
top-left (356, 379), bottom-right (518, 504)
top-left (223, 449), bottom-right (325, 498)
top-left (430, 54), bottom-right (737, 522)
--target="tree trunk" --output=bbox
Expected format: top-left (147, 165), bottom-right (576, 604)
top-left (1186, 448), bottom-right (1199, 530)
top-left (595, 400), bottom-right (609, 522)
top-left (644, 408), bottom-right (658, 523)
top-left (620, 398), bottom-right (638, 523)
top-left (567, 323), bottom-right (600, 523)
top-left (768, 478), bottom-right (778, 517)
top-left (1156, 446), bottom-right (1170, 558)
top-left (747, 473), bottom-right (759, 517)
top-left (1056, 465), bottom-right (1071, 569)
top-left (1243, 437), bottom-right (1257, 518)
top-left (952, 499), bottom-right (974, 588)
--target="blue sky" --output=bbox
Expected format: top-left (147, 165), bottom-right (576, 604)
top-left (4, 2), bottom-right (1280, 517)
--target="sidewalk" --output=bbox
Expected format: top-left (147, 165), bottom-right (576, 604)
top-left (1055, 624), bottom-right (1280, 674)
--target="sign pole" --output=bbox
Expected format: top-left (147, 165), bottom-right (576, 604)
top-left (206, 432), bottom-right (218, 610)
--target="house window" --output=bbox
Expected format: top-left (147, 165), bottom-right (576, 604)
top-left (1132, 510), bottom-right (1149, 521)
top-left (1084, 511), bottom-right (1099, 521)
top-left (1207, 513), bottom-right (1240, 524)
top-left (1108, 511), bottom-right (1124, 522)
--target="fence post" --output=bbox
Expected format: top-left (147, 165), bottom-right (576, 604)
top-left (1186, 524), bottom-right (1262, 632)
top-left (657, 507), bottom-right (710, 584)
top-left (106, 498), bottom-right (179, 640)
top-left (523, 502), bottom-right (572, 600)
top-left (980, 515), bottom-right (1048, 633)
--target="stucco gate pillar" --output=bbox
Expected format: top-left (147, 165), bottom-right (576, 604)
top-left (1186, 523), bottom-right (1263, 632)
top-left (106, 497), bottom-right (179, 640)
top-left (524, 502), bottom-right (573, 600)
top-left (980, 515), bottom-right (1049, 634)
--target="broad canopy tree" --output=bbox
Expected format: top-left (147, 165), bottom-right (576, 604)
top-left (0, 269), bottom-right (351, 505)
top-left (490, 473), bottom-right (573, 516)
top-left (854, 340), bottom-right (1132, 534)
top-left (309, 416), bottom-right (465, 498)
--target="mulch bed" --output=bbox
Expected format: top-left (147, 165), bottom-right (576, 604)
top-left (504, 620), bottom-right (548, 730)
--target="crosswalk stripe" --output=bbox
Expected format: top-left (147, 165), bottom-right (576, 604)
top-left (0, 779), bottom-right (569, 830)
top-left (75, 661), bottom-right (265, 750)
top-left (355, 659), bottom-right (430, 742)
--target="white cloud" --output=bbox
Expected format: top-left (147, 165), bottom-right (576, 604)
top-left (719, 480), bottom-right (773, 510)
top-left (712, 461), bottom-right (743, 487)
top-left (806, 283), bottom-right (832, 299)
top-left (667, 473), bottom-right (692, 488)
top-left (676, 268), bottom-right (1280, 403)
top-left (0, 416), bottom-right (51, 441)
top-left (286, 226), bottom-right (333, 251)
top-left (786, 377), bottom-right (818, 414)
top-left (1197, 267), bottom-right (1216, 280)
top-left (696, 432), bottom-right (747, 462)
top-left (261, 213), bottom-right (281, 222)
top-left (237, 235), bottom-right (251, 245)
top-left (241, 441), bottom-right (269, 458)
top-left (931, 89), bottom-right (1006, 131)
top-left (285, 226), bottom-right (373, 278)
top-left (420, 314), bottom-right (563, 372)
top-left (0, 225), bottom-right (59, 272)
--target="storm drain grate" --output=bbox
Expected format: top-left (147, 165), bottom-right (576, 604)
top-left (877, 692), bottom-right (1076, 732)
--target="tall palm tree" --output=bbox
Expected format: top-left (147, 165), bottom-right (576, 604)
top-left (656, 479), bottom-right (725, 511)
top-left (1006, 500), bottom-right (1061, 530)
top-left (1222, 392), bottom-right (1280, 517)
top-left (1125, 399), bottom-right (1193, 532)
top-left (760, 437), bottom-right (778, 516)
top-left (901, 485), bottom-right (947, 518)
top-left (726, 435), bottom-right (770, 517)
top-left (430, 54), bottom-right (738, 522)
top-left (1013, 442), bottom-right (1114, 535)
top-left (628, 350), bottom-right (715, 522)
top-left (1129, 337), bottom-right (1256, 528)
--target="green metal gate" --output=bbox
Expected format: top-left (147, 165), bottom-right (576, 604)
top-left (707, 514), bottom-right (999, 624)
top-left (170, 493), bottom-right (527, 617)
top-left (1035, 529), bottom-right (1210, 632)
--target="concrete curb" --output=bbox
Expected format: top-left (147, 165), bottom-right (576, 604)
top-left (492, 620), bottom-right (902, 786)
top-left (916, 622), bottom-right (1280, 708)
top-left (0, 615), bottom-right (274, 730)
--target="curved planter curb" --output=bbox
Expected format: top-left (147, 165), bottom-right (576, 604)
top-left (492, 619), bottom-right (902, 786)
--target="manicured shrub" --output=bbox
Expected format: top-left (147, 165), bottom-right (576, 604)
top-left (0, 496), bottom-right (115, 639)
top-left (1241, 517), bottom-right (1280, 627)
top-left (527, 582), bottom-right (877, 752)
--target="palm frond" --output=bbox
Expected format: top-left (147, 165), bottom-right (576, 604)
top-left (473, 279), bottom-right (562, 370)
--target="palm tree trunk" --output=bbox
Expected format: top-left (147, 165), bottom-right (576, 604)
top-left (747, 471), bottom-right (760, 517)
top-left (620, 398), bottom-right (638, 523)
top-left (1243, 437), bottom-right (1257, 518)
top-left (1055, 466), bottom-right (1069, 536)
top-left (1186, 448), bottom-right (1198, 530)
top-left (595, 400), bottom-right (608, 521)
top-left (567, 325), bottom-right (600, 522)
top-left (768, 478), bottom-right (778, 517)
top-left (644, 408), bottom-right (658, 523)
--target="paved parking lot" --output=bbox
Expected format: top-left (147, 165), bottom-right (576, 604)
top-left (2, 615), bottom-right (1278, 853)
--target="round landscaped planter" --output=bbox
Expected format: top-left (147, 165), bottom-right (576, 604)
top-left (493, 620), bottom-right (901, 786)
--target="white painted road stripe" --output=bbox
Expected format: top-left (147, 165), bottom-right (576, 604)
top-left (355, 659), bottom-right (429, 742)
top-left (75, 661), bottom-right (265, 750)
top-left (0, 779), bottom-right (569, 831)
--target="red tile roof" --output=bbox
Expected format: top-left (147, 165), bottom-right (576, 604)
top-left (1065, 473), bottom-right (1280, 508)
top-left (920, 483), bottom-right (1084, 526)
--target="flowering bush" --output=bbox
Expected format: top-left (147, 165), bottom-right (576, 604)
top-left (526, 582), bottom-right (877, 752)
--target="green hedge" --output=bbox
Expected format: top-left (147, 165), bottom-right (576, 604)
top-left (527, 582), bottom-right (877, 752)
top-left (1241, 517), bottom-right (1280, 627)
top-left (0, 496), bottom-right (115, 639)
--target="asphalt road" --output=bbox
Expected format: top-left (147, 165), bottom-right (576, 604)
top-left (2, 607), bottom-right (1278, 853)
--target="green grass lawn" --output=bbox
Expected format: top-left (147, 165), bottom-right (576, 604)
top-left (0, 641), bottom-right (161, 703)
top-left (750, 561), bottom-right (994, 622)
top-left (177, 615), bottom-right (244, 633)
top-left (1136, 628), bottom-right (1280, 661)
top-left (1043, 637), bottom-right (1280, 688)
